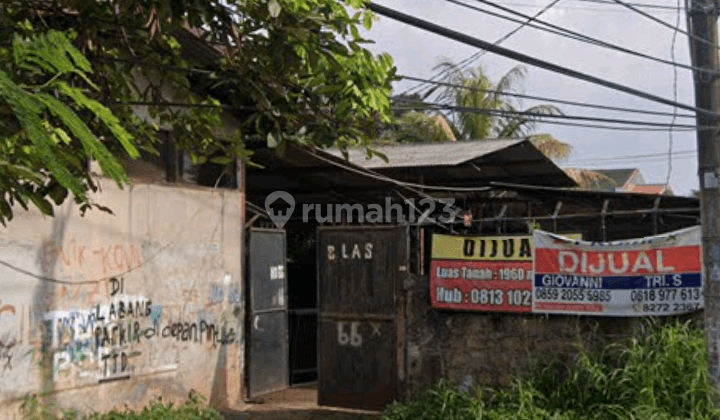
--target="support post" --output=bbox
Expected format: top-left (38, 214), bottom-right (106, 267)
top-left (164, 131), bottom-right (178, 182)
top-left (600, 199), bottom-right (609, 242)
top-left (552, 201), bottom-right (563, 233)
top-left (652, 197), bottom-right (661, 235)
top-left (687, 0), bottom-right (720, 395)
top-left (495, 204), bottom-right (507, 234)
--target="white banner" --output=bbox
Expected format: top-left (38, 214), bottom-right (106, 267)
top-left (532, 226), bottom-right (703, 316)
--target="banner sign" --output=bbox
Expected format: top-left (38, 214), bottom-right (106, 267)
top-left (430, 233), bottom-right (580, 312)
top-left (532, 226), bottom-right (703, 316)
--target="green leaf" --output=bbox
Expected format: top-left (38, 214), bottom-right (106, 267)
top-left (210, 156), bottom-right (234, 165)
top-left (48, 184), bottom-right (69, 206)
top-left (48, 31), bottom-right (92, 73)
top-left (56, 82), bottom-right (139, 159)
top-left (3, 163), bottom-right (44, 185)
top-left (363, 12), bottom-right (374, 30)
top-left (29, 193), bottom-right (54, 216)
top-left (36, 93), bottom-right (129, 186)
top-left (267, 132), bottom-right (279, 148)
top-left (0, 69), bottom-right (85, 198)
top-left (350, 24), bottom-right (361, 41)
top-left (0, 198), bottom-right (12, 222)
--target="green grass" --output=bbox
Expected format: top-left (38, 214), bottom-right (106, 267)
top-left (382, 319), bottom-right (720, 420)
top-left (21, 391), bottom-right (223, 420)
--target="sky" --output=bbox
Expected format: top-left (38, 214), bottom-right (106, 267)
top-left (359, 0), bottom-right (701, 196)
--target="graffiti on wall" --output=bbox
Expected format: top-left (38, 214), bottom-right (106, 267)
top-left (1, 244), bottom-right (240, 387)
top-left (0, 303), bottom-right (18, 373)
top-left (42, 245), bottom-right (142, 277)
top-left (43, 277), bottom-right (238, 383)
top-left (45, 300), bottom-right (237, 382)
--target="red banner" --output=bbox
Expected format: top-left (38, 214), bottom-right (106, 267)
top-left (431, 260), bottom-right (533, 312)
top-left (429, 234), bottom-right (544, 312)
top-left (534, 246), bottom-right (701, 276)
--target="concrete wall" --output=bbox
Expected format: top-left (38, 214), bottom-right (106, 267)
top-left (0, 180), bottom-right (244, 419)
top-left (403, 272), bottom-right (641, 395)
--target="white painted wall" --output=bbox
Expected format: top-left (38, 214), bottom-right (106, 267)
top-left (0, 180), bottom-right (244, 418)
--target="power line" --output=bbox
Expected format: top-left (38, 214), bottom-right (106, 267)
top-left (0, 208), bottom-right (205, 284)
top-left (490, 0), bottom-right (680, 12)
top-left (392, 108), bottom-right (700, 131)
top-left (563, 149), bottom-right (696, 163)
top-left (446, 0), bottom-right (712, 74)
top-left (665, 0), bottom-right (682, 188)
top-left (369, 2), bottom-right (719, 116)
top-left (401, 0), bottom-right (563, 96)
top-left (566, 153), bottom-right (697, 165)
top-left (397, 74), bottom-right (698, 119)
top-left (571, 0), bottom-right (682, 10)
top-left (308, 149), bottom-right (493, 193)
top-left (608, 0), bottom-right (720, 51)
top-left (116, 69), bottom-right (699, 125)
top-left (116, 87), bottom-right (705, 133)
top-left (106, 101), bottom-right (254, 111)
top-left (393, 100), bottom-right (715, 130)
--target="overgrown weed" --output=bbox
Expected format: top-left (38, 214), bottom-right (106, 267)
top-left (382, 319), bottom-right (720, 420)
top-left (20, 391), bottom-right (222, 420)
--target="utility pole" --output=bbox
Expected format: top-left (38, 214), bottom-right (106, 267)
top-left (686, 0), bottom-right (720, 395)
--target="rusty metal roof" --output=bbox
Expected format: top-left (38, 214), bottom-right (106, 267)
top-left (325, 138), bottom-right (577, 188)
top-left (490, 181), bottom-right (696, 209)
top-left (326, 138), bottom-right (526, 169)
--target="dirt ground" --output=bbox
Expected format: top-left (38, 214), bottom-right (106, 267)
top-left (221, 385), bottom-right (381, 420)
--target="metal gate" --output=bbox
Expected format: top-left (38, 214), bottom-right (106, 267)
top-left (247, 228), bottom-right (289, 398)
top-left (317, 225), bottom-right (408, 411)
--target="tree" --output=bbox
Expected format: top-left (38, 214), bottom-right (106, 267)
top-left (382, 93), bottom-right (459, 143)
top-left (0, 0), bottom-right (396, 224)
top-left (386, 61), bottom-right (571, 160)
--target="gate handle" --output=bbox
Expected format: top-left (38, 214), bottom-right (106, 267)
top-left (253, 315), bottom-right (264, 331)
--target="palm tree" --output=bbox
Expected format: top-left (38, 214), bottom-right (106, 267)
top-left (383, 93), bottom-right (459, 143)
top-left (429, 61), bottom-right (572, 159)
top-left (384, 61), bottom-right (614, 187)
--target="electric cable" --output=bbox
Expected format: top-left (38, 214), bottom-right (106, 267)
top-left (369, 2), bottom-right (719, 116)
top-left (393, 100), bottom-right (715, 130)
top-left (571, 0), bottom-right (682, 10)
top-left (398, 74), bottom-right (698, 119)
top-left (392, 108), bottom-right (704, 131)
top-left (563, 149), bottom-right (696, 163)
top-left (608, 0), bottom-right (720, 50)
top-left (401, 0), bottom-right (563, 96)
top-left (665, 0), bottom-right (682, 188)
top-left (484, 0), bottom-right (681, 11)
top-left (307, 150), bottom-right (492, 192)
top-left (445, 0), bottom-right (712, 74)
top-left (567, 153), bottom-right (697, 165)
top-left (483, 1), bottom-right (679, 12)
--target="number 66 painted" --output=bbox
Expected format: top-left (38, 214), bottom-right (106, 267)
top-left (337, 321), bottom-right (362, 347)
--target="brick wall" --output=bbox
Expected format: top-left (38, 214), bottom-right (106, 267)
top-left (404, 272), bottom-right (645, 394)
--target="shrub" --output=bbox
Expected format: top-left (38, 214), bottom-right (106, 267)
top-left (382, 319), bottom-right (720, 420)
top-left (21, 391), bottom-right (222, 420)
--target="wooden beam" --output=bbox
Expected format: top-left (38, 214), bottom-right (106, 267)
top-left (601, 199), bottom-right (610, 241)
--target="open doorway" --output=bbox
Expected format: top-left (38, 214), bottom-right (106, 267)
top-left (245, 228), bottom-right (289, 399)
top-left (286, 224), bottom-right (318, 385)
top-left (244, 219), bottom-right (320, 402)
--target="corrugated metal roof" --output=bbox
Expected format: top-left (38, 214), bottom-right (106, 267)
top-left (627, 184), bottom-right (673, 195)
top-left (592, 168), bottom-right (639, 191)
top-left (490, 181), bottom-right (696, 207)
top-left (325, 138), bottom-right (527, 168)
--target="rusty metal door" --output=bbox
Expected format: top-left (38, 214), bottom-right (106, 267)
top-left (247, 228), bottom-right (289, 398)
top-left (317, 225), bottom-right (408, 411)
